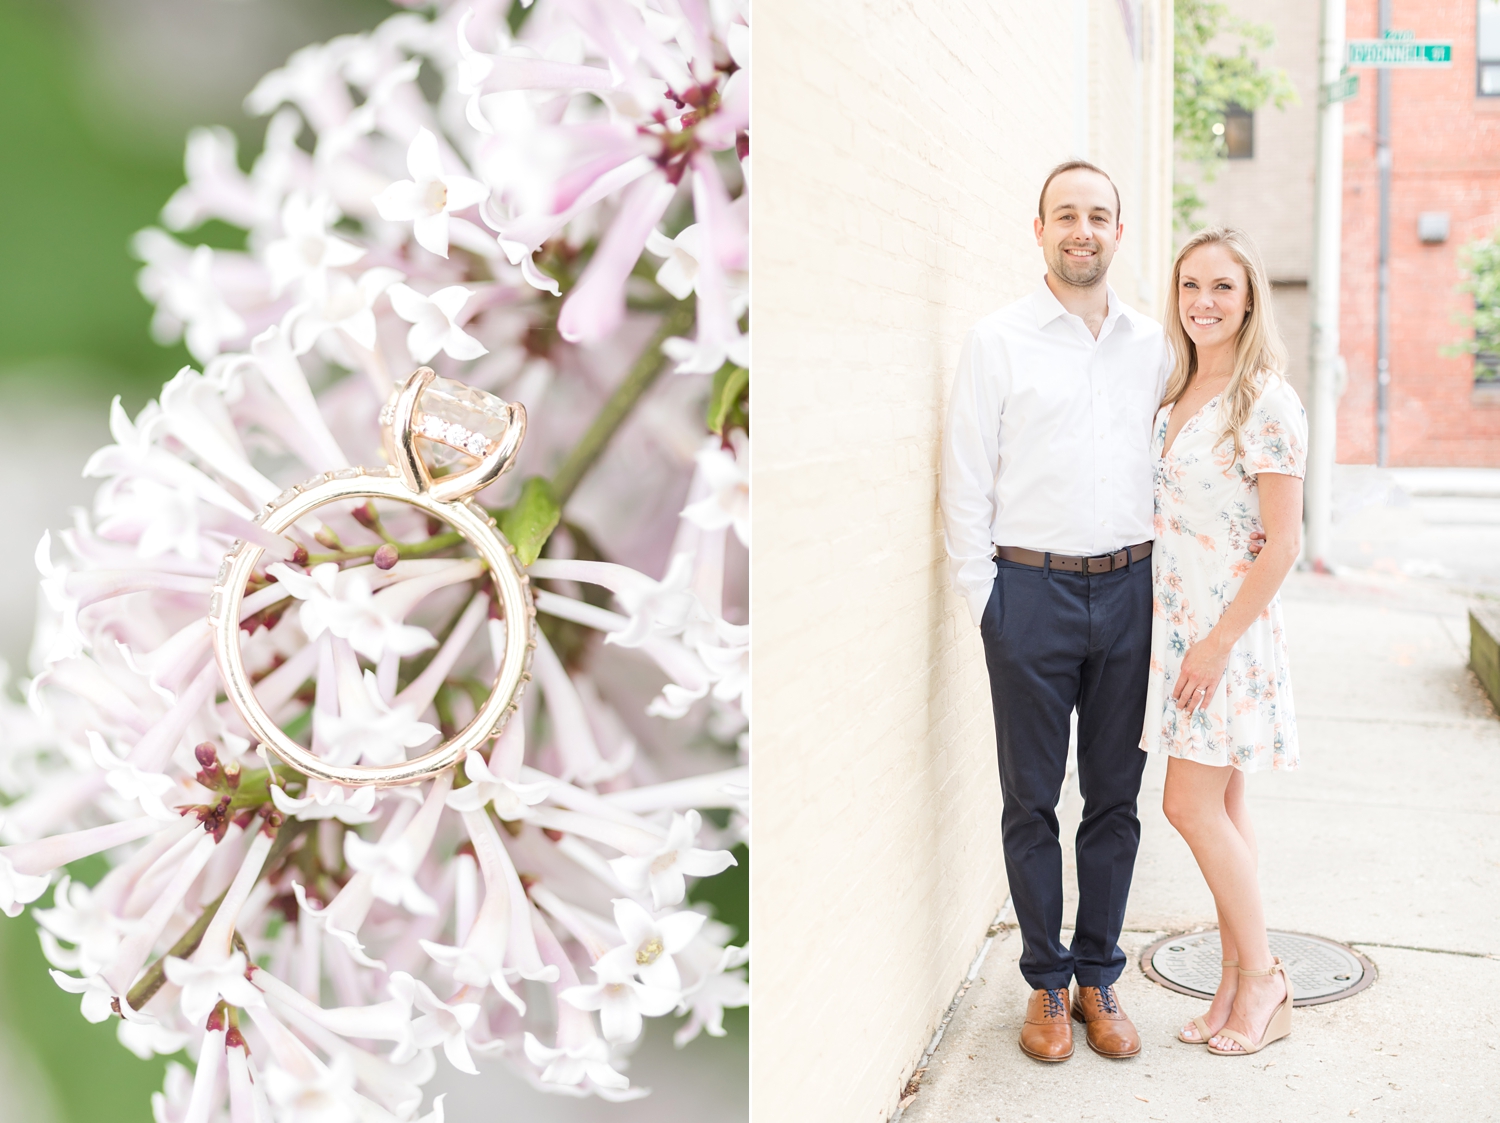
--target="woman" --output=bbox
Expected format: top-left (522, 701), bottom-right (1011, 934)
top-left (1140, 226), bottom-right (1306, 1057)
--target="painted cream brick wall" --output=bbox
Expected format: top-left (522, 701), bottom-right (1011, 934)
top-left (751, 3), bottom-right (1173, 1120)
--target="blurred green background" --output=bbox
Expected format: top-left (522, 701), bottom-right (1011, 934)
top-left (0, 1), bottom-right (745, 1119)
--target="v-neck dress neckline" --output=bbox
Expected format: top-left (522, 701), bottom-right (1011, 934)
top-left (1160, 393), bottom-right (1221, 460)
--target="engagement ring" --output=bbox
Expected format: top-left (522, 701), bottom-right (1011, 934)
top-left (210, 367), bottom-right (535, 787)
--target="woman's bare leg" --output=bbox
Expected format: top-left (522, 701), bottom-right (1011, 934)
top-left (1163, 757), bottom-right (1285, 1050)
top-left (1174, 768), bottom-right (1250, 1040)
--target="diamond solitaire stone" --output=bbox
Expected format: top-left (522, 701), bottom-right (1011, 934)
top-left (388, 373), bottom-right (514, 468)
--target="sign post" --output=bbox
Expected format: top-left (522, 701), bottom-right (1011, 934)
top-left (1345, 24), bottom-right (1453, 467)
top-left (1306, 0), bottom-right (1349, 570)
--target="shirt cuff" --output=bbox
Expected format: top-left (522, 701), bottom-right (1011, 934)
top-left (955, 557), bottom-right (997, 626)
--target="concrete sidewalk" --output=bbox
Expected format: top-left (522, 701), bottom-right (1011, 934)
top-left (899, 569), bottom-right (1500, 1122)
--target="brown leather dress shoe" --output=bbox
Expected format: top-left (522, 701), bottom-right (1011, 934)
top-left (1019, 987), bottom-right (1074, 1062)
top-left (1072, 984), bottom-right (1142, 1058)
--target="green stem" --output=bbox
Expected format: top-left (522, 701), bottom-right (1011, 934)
top-left (304, 531), bottom-right (465, 568)
top-left (126, 884), bottom-right (228, 1012)
top-left (551, 305), bottom-right (694, 506)
top-left (125, 822), bottom-right (306, 1012)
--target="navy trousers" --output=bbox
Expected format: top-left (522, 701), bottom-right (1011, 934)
top-left (979, 555), bottom-right (1152, 990)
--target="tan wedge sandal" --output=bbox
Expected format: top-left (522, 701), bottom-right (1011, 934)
top-left (1177, 960), bottom-right (1236, 1044)
top-left (1206, 957), bottom-right (1294, 1056)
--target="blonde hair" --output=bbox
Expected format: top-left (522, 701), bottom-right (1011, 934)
top-left (1162, 226), bottom-right (1287, 456)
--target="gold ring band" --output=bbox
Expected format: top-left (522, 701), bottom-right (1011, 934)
top-left (209, 373), bottom-right (535, 788)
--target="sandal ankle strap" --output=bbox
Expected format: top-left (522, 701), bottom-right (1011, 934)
top-left (1221, 959), bottom-right (1238, 968)
top-left (1237, 957), bottom-right (1282, 978)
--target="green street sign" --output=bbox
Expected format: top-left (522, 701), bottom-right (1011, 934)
top-left (1322, 70), bottom-right (1360, 105)
top-left (1347, 39), bottom-right (1453, 67)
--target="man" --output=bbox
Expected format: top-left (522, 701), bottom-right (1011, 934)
top-left (939, 160), bottom-right (1163, 1062)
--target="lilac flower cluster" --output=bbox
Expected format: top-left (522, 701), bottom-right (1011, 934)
top-left (0, 0), bottom-right (748, 1118)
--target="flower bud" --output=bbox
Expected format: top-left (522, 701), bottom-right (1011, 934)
top-left (195, 743), bottom-right (222, 788)
top-left (351, 503), bottom-right (377, 530)
top-left (374, 543), bottom-right (399, 570)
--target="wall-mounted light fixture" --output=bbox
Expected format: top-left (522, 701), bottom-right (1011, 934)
top-left (1417, 211), bottom-right (1450, 244)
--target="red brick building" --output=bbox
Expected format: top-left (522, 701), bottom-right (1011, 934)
top-left (1339, 0), bottom-right (1500, 464)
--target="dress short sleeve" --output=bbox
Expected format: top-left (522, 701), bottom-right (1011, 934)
top-left (1240, 376), bottom-right (1308, 479)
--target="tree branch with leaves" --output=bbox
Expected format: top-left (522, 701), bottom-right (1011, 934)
top-left (1173, 0), bottom-right (1298, 231)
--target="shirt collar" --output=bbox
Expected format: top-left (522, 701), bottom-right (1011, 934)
top-left (1032, 277), bottom-right (1131, 334)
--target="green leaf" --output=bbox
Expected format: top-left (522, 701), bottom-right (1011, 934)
top-left (497, 476), bottom-right (561, 566)
top-left (1453, 232), bottom-right (1500, 374)
top-left (707, 362), bottom-right (749, 435)
top-left (1173, 0), bottom-right (1297, 202)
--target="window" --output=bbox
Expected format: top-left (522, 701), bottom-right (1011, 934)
top-left (1224, 105), bottom-right (1253, 158)
top-left (1481, 0), bottom-right (1500, 95)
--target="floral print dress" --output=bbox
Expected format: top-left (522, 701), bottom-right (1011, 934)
top-left (1139, 375), bottom-right (1308, 771)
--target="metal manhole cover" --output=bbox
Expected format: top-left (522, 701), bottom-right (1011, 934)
top-left (1141, 930), bottom-right (1375, 1007)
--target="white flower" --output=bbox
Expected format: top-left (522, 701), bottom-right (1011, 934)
top-left (343, 833), bottom-right (438, 916)
top-left (594, 898), bottom-right (705, 994)
top-left (645, 223), bottom-right (749, 317)
top-left (681, 431), bottom-right (749, 547)
top-left (561, 953), bottom-right (680, 1044)
top-left (270, 782), bottom-right (379, 825)
top-left (48, 968), bottom-right (119, 1023)
top-left (33, 531), bottom-right (83, 663)
top-left (264, 192), bottom-right (364, 297)
top-left (688, 617), bottom-right (750, 708)
top-left (522, 1032), bottom-right (633, 1093)
top-left (675, 960), bottom-right (749, 1046)
top-left (88, 732), bottom-right (179, 820)
top-left (267, 562), bottom-right (437, 662)
top-left (0, 852), bottom-right (52, 918)
top-left (314, 670), bottom-right (439, 767)
top-left (609, 552), bottom-right (703, 647)
top-left (287, 266), bottom-right (404, 355)
top-left (151, 1062), bottom-right (195, 1123)
top-left (608, 810), bottom-right (736, 908)
top-left (387, 284), bottom-right (488, 363)
top-left (528, 554), bottom-right (705, 648)
top-left (262, 1055), bottom-right (359, 1123)
top-left (373, 128), bottom-right (488, 258)
top-left (118, 1015), bottom-right (191, 1060)
top-left (134, 234), bottom-right (248, 361)
top-left (390, 973), bottom-right (482, 1075)
top-left (164, 949), bottom-right (266, 1025)
top-left (96, 477), bottom-right (203, 560)
top-left (444, 751), bottom-right (551, 820)
top-left (34, 874), bottom-right (131, 975)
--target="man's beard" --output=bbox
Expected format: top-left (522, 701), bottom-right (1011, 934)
top-left (1048, 241), bottom-right (1109, 287)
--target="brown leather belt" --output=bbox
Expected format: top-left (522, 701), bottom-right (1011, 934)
top-left (994, 541), bottom-right (1152, 574)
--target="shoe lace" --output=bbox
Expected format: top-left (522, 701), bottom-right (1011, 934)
top-left (1094, 985), bottom-right (1119, 1015)
top-left (1043, 988), bottom-right (1068, 1018)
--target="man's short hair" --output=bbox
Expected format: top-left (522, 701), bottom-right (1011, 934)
top-left (1037, 160), bottom-right (1121, 223)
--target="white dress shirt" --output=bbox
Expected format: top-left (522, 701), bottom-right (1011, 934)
top-left (940, 280), bottom-right (1169, 625)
